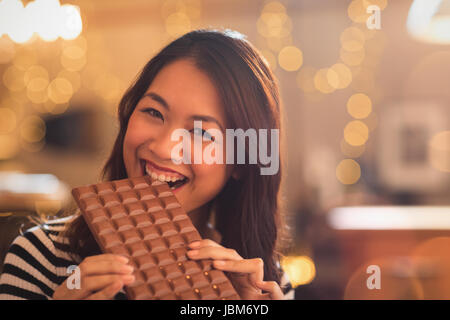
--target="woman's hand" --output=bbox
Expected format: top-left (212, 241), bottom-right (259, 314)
top-left (187, 240), bottom-right (284, 300)
top-left (53, 254), bottom-right (135, 300)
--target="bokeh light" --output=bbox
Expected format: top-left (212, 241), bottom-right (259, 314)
top-left (344, 120), bottom-right (369, 146)
top-left (347, 0), bottom-right (372, 24)
top-left (314, 68), bottom-right (335, 94)
top-left (336, 159), bottom-right (361, 185)
top-left (280, 256), bottom-right (316, 287)
top-left (24, 65), bottom-right (49, 86)
top-left (428, 131), bottom-right (450, 172)
top-left (347, 93), bottom-right (372, 119)
top-left (3, 65), bottom-right (26, 91)
top-left (327, 63), bottom-right (352, 89)
top-left (20, 115), bottom-right (46, 143)
top-left (278, 46), bottom-right (303, 71)
top-left (341, 27), bottom-right (365, 52)
top-left (27, 77), bottom-right (49, 104)
top-left (61, 45), bottom-right (86, 71)
top-left (48, 78), bottom-right (73, 104)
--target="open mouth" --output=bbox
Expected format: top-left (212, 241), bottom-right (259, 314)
top-left (140, 160), bottom-right (189, 190)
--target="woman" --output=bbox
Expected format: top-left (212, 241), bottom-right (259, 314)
top-left (0, 29), bottom-right (293, 300)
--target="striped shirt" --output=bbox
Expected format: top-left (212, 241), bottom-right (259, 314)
top-left (0, 217), bottom-right (294, 300)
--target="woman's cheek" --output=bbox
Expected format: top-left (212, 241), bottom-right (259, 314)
top-left (193, 162), bottom-right (229, 195)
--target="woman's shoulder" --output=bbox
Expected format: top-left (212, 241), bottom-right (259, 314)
top-left (0, 216), bottom-right (79, 299)
top-left (3, 216), bottom-right (79, 269)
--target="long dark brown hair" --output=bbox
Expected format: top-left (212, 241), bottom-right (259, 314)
top-left (65, 28), bottom-right (287, 284)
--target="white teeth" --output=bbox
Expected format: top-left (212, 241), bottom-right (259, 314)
top-left (145, 164), bottom-right (184, 183)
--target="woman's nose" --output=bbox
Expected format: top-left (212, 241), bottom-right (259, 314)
top-left (147, 126), bottom-right (184, 164)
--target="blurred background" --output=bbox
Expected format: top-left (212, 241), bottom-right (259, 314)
top-left (0, 0), bottom-right (450, 299)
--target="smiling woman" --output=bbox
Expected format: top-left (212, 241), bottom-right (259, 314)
top-left (0, 29), bottom-right (293, 300)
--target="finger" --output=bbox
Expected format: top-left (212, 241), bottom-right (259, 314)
top-left (63, 274), bottom-right (135, 300)
top-left (82, 274), bottom-right (135, 293)
top-left (255, 281), bottom-right (284, 300)
top-left (212, 258), bottom-right (264, 286)
top-left (187, 246), bottom-right (242, 261)
top-left (85, 280), bottom-right (124, 300)
top-left (84, 254), bottom-right (129, 264)
top-left (188, 239), bottom-right (222, 249)
top-left (79, 260), bottom-right (134, 276)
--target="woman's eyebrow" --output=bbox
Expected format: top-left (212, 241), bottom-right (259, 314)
top-left (142, 91), bottom-right (224, 131)
top-left (190, 115), bottom-right (225, 132)
top-left (142, 92), bottom-right (170, 111)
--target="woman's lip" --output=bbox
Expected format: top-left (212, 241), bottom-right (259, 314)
top-left (141, 159), bottom-right (186, 178)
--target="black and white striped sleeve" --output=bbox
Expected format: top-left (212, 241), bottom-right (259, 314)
top-left (0, 223), bottom-right (73, 300)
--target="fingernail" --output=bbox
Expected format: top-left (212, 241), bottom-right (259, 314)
top-left (214, 260), bottom-right (225, 266)
top-left (189, 241), bottom-right (201, 248)
top-left (187, 250), bottom-right (198, 256)
top-left (120, 265), bottom-right (134, 273)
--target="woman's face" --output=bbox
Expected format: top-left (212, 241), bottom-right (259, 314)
top-left (123, 59), bottom-right (233, 214)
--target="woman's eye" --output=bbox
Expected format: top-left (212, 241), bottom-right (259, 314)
top-left (141, 108), bottom-right (164, 121)
top-left (193, 127), bottom-right (215, 142)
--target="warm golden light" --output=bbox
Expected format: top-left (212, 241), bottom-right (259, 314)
top-left (314, 68), bottom-right (335, 94)
top-left (57, 70), bottom-right (81, 93)
top-left (336, 159), bottom-right (361, 185)
top-left (0, 36), bottom-right (15, 64)
top-left (35, 200), bottom-right (62, 216)
top-left (0, 134), bottom-right (19, 159)
top-left (94, 74), bottom-right (122, 101)
top-left (20, 115), bottom-right (46, 143)
top-left (24, 65), bottom-right (49, 86)
top-left (61, 45), bottom-right (86, 71)
top-left (3, 65), bottom-right (26, 92)
top-left (280, 256), bottom-right (316, 287)
top-left (340, 27), bottom-right (365, 52)
top-left (344, 120), bottom-right (369, 146)
top-left (278, 46), bottom-right (303, 71)
top-left (296, 66), bottom-right (317, 93)
top-left (27, 77), bottom-right (49, 104)
top-left (13, 48), bottom-right (38, 71)
top-left (327, 63), bottom-right (352, 89)
top-left (340, 47), bottom-right (365, 66)
top-left (347, 0), bottom-right (371, 23)
top-left (266, 35), bottom-right (292, 53)
top-left (0, 0), bottom-right (83, 43)
top-left (165, 12), bottom-right (191, 38)
top-left (48, 78), bottom-right (73, 104)
top-left (0, 108), bottom-right (17, 134)
top-left (347, 93), bottom-right (372, 119)
top-left (341, 139), bottom-right (366, 158)
top-left (429, 131), bottom-right (450, 172)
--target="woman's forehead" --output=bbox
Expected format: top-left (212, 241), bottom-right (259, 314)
top-left (145, 59), bottom-right (226, 123)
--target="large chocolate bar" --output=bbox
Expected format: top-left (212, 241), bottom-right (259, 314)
top-left (71, 176), bottom-right (240, 300)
